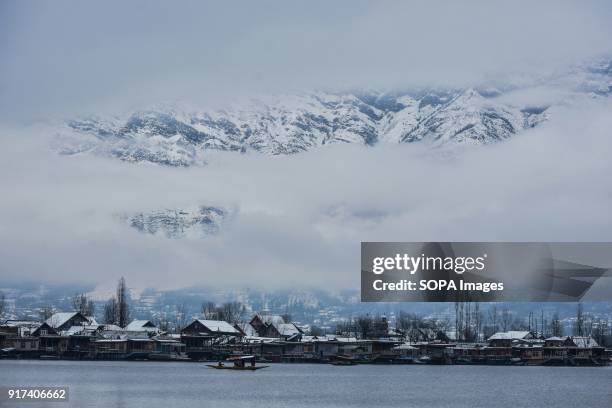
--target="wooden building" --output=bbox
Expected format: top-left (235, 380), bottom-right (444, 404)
top-left (181, 319), bottom-right (241, 360)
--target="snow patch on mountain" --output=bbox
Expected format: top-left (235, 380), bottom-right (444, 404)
top-left (52, 59), bottom-right (611, 166)
top-left (126, 206), bottom-right (227, 239)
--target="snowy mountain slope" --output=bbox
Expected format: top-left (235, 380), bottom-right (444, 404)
top-left (126, 206), bottom-right (227, 239)
top-left (54, 59), bottom-right (611, 166)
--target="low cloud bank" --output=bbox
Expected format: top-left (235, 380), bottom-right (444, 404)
top-left (1, 100), bottom-right (611, 291)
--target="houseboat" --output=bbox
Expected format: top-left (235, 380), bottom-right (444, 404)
top-left (207, 355), bottom-right (269, 370)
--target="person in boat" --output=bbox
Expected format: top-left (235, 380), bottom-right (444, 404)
top-left (217, 361), bottom-right (224, 367)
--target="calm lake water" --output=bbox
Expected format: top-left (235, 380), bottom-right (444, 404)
top-left (0, 360), bottom-right (611, 408)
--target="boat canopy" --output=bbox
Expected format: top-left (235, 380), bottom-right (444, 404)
top-left (227, 355), bottom-right (256, 361)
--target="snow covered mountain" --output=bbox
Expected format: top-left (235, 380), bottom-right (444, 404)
top-left (126, 206), bottom-right (226, 239)
top-left (54, 59), bottom-right (611, 167)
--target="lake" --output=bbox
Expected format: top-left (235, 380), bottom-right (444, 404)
top-left (0, 360), bottom-right (611, 408)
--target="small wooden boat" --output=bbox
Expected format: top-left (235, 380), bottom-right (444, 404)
top-left (207, 355), bottom-right (269, 371)
top-left (207, 364), bottom-right (269, 370)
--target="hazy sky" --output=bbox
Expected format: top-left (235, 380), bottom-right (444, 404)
top-left (1, 1), bottom-right (612, 121)
top-left (1, 2), bottom-right (612, 292)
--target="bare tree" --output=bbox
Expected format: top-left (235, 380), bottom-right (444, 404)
top-left (397, 311), bottom-right (422, 332)
top-left (483, 304), bottom-right (499, 338)
top-left (155, 305), bottom-right (171, 333)
top-left (454, 298), bottom-right (477, 341)
top-left (39, 305), bottom-right (54, 321)
top-left (550, 311), bottom-right (563, 337)
top-left (335, 317), bottom-right (357, 337)
top-left (473, 303), bottom-right (483, 342)
top-left (102, 278), bottom-right (131, 326)
top-left (174, 303), bottom-right (189, 332)
top-left (201, 301), bottom-right (218, 319)
top-left (574, 303), bottom-right (585, 336)
top-left (116, 277), bottom-right (130, 328)
top-left (0, 291), bottom-right (6, 321)
top-left (500, 307), bottom-right (512, 332)
top-left (487, 304), bottom-right (498, 331)
top-left (104, 298), bottom-right (118, 325)
top-left (71, 293), bottom-right (95, 316)
top-left (356, 315), bottom-right (373, 339)
top-left (200, 301), bottom-right (245, 323)
top-left (224, 302), bottom-right (246, 324)
top-left (156, 316), bottom-right (171, 333)
top-left (454, 301), bottom-right (464, 341)
top-left (591, 318), bottom-right (606, 346)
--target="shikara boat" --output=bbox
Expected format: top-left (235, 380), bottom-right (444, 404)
top-left (207, 355), bottom-right (269, 370)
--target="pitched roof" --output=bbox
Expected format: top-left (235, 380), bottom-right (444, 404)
top-left (45, 312), bottom-right (80, 329)
top-left (124, 320), bottom-right (157, 332)
top-left (257, 314), bottom-right (286, 326)
top-left (276, 323), bottom-right (300, 336)
top-left (570, 336), bottom-right (600, 348)
top-left (197, 319), bottom-right (240, 334)
top-left (488, 331), bottom-right (532, 341)
top-left (62, 325), bottom-right (100, 336)
top-left (236, 322), bottom-right (258, 337)
top-left (545, 336), bottom-right (567, 342)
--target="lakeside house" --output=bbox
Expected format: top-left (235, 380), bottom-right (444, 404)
top-left (249, 314), bottom-right (303, 341)
top-left (124, 320), bottom-right (158, 334)
top-left (1, 314), bottom-right (610, 366)
top-left (181, 319), bottom-right (242, 360)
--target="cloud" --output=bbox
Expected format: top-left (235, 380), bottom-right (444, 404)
top-left (1, 1), bottom-right (611, 291)
top-left (1, 1), bottom-right (612, 121)
top-left (0, 99), bottom-right (611, 291)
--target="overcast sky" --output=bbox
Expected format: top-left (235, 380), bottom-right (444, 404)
top-left (1, 2), bottom-right (612, 293)
top-left (1, 1), bottom-right (612, 121)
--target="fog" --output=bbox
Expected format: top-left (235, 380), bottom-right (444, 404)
top-left (1, 99), bottom-right (612, 290)
top-left (1, 1), bottom-right (612, 121)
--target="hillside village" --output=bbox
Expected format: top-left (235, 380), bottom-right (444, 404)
top-left (1, 310), bottom-right (610, 366)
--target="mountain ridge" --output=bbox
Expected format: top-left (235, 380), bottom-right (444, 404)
top-left (53, 60), bottom-right (611, 166)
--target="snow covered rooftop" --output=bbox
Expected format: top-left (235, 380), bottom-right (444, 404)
top-left (276, 323), bottom-right (300, 336)
top-left (101, 324), bottom-right (123, 332)
top-left (197, 319), bottom-right (239, 334)
top-left (61, 325), bottom-right (100, 336)
top-left (125, 320), bottom-right (156, 332)
top-left (257, 314), bottom-right (286, 326)
top-left (3, 320), bottom-right (41, 327)
top-left (488, 331), bottom-right (532, 341)
top-left (45, 312), bottom-right (80, 329)
top-left (236, 322), bottom-right (258, 337)
top-left (570, 336), bottom-right (600, 348)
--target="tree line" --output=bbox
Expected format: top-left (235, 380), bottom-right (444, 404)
top-left (2, 283), bottom-right (610, 346)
